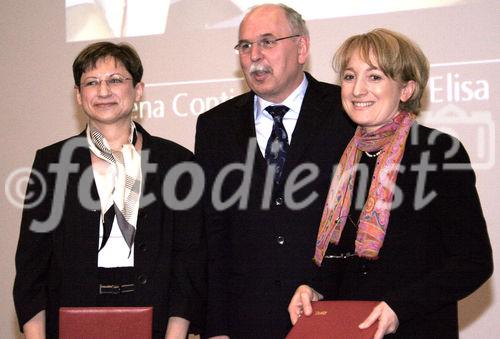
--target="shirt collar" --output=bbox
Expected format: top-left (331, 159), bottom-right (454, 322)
top-left (255, 74), bottom-right (308, 120)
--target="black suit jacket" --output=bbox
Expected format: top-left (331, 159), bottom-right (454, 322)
top-left (195, 73), bottom-right (355, 338)
top-left (14, 123), bottom-right (206, 338)
top-left (312, 124), bottom-right (493, 338)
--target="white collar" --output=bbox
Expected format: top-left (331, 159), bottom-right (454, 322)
top-left (255, 74), bottom-right (308, 120)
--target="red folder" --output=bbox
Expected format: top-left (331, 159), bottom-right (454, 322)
top-left (59, 306), bottom-right (153, 339)
top-left (286, 300), bottom-right (379, 339)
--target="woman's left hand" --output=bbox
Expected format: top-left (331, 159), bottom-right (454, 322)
top-left (359, 301), bottom-right (398, 339)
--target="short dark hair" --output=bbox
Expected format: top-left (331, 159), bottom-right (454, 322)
top-left (72, 42), bottom-right (143, 86)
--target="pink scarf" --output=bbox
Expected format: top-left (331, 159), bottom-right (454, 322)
top-left (313, 112), bottom-right (415, 266)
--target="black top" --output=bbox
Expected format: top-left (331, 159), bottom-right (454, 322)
top-left (327, 151), bottom-right (378, 256)
top-left (319, 152), bottom-right (377, 300)
top-left (13, 123), bottom-right (207, 338)
top-left (311, 124), bottom-right (493, 338)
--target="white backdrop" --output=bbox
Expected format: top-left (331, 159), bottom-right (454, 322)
top-left (1, 0), bottom-right (498, 337)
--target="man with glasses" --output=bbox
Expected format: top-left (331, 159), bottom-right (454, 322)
top-left (195, 4), bottom-right (354, 338)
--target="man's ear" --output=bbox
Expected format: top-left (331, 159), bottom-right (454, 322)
top-left (297, 35), bottom-right (310, 65)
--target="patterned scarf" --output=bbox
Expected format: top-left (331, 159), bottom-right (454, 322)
top-left (86, 121), bottom-right (142, 255)
top-left (314, 112), bottom-right (415, 266)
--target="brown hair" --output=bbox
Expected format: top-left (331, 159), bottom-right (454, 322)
top-left (72, 41), bottom-right (143, 86)
top-left (333, 28), bottom-right (429, 113)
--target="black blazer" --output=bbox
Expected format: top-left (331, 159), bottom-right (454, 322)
top-left (14, 123), bottom-right (206, 338)
top-left (195, 73), bottom-right (355, 338)
top-left (312, 123), bottom-right (493, 338)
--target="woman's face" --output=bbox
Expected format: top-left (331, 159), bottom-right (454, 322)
top-left (76, 56), bottom-right (143, 128)
top-left (341, 51), bottom-right (414, 132)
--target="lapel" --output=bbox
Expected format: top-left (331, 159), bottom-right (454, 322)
top-left (134, 123), bottom-right (163, 273)
top-left (228, 74), bottom-right (336, 182)
top-left (64, 131), bottom-right (100, 287)
top-left (230, 92), bottom-right (268, 175)
top-left (67, 125), bottom-right (163, 282)
top-left (284, 73), bottom-right (333, 172)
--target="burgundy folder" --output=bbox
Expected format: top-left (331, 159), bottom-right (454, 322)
top-left (59, 306), bottom-right (153, 339)
top-left (286, 300), bottom-right (379, 339)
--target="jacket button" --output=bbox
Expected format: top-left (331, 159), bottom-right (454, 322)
top-left (137, 274), bottom-right (148, 285)
top-left (138, 209), bottom-right (147, 218)
top-left (360, 264), bottom-right (369, 276)
top-left (277, 236), bottom-right (285, 245)
top-left (275, 197), bottom-right (283, 206)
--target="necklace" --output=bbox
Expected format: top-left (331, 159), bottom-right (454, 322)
top-left (364, 149), bottom-right (382, 158)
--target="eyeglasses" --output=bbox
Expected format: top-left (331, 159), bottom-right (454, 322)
top-left (234, 34), bottom-right (301, 55)
top-left (80, 74), bottom-right (133, 89)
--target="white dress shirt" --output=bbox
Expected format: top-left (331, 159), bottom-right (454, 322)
top-left (254, 74), bottom-right (308, 156)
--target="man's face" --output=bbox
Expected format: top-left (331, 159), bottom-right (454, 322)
top-left (237, 5), bottom-right (309, 103)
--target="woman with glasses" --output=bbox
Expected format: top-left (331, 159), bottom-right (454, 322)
top-left (288, 28), bottom-right (493, 338)
top-left (14, 42), bottom-right (205, 339)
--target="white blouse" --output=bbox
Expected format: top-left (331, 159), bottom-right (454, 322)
top-left (93, 163), bottom-right (134, 267)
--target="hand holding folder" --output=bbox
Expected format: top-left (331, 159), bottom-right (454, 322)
top-left (286, 301), bottom-right (379, 339)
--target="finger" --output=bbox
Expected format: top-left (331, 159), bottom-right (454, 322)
top-left (359, 306), bottom-right (381, 329)
top-left (290, 305), bottom-right (302, 325)
top-left (288, 293), bottom-right (300, 313)
top-left (290, 310), bottom-right (299, 325)
top-left (300, 292), bottom-right (314, 316)
top-left (373, 324), bottom-right (386, 339)
top-left (384, 315), bottom-right (398, 334)
top-left (288, 296), bottom-right (302, 325)
top-left (289, 304), bottom-right (297, 325)
top-left (371, 314), bottom-right (389, 339)
top-left (390, 319), bottom-right (399, 334)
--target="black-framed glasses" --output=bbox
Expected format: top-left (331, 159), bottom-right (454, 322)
top-left (80, 74), bottom-right (133, 89)
top-left (234, 34), bottom-right (301, 54)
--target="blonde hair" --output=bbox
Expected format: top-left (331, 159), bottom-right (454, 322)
top-left (333, 28), bottom-right (429, 113)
